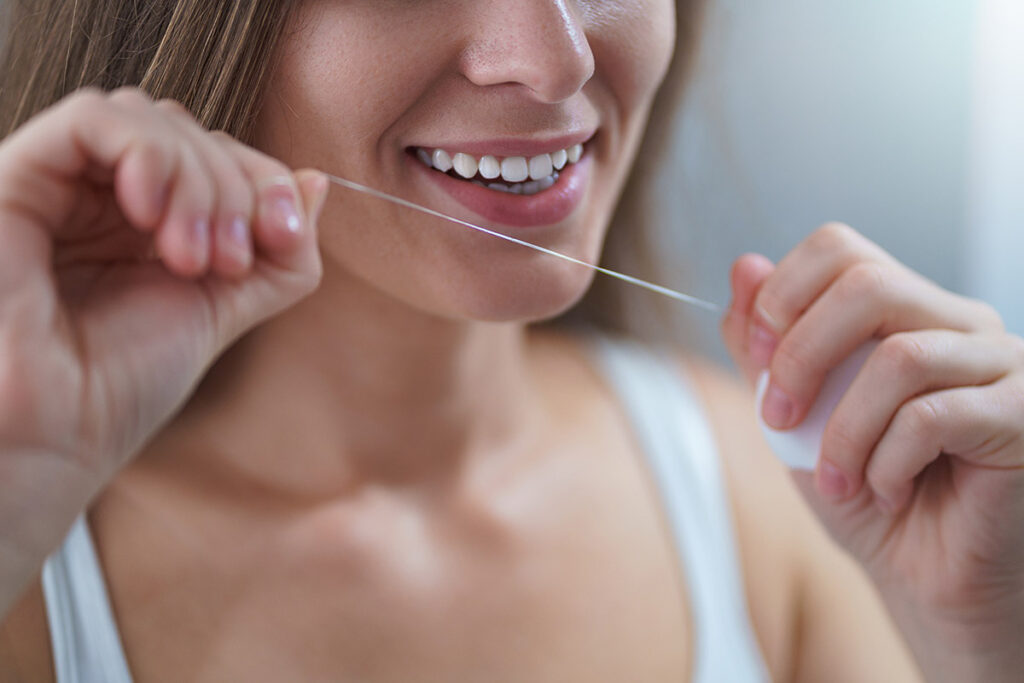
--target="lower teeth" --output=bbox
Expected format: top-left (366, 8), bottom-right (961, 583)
top-left (469, 172), bottom-right (559, 196)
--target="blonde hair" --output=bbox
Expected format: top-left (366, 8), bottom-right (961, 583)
top-left (0, 1), bottom-right (290, 141)
top-left (0, 0), bottom-right (705, 340)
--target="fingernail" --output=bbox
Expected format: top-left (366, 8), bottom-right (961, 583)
top-left (191, 216), bottom-right (210, 264)
top-left (227, 216), bottom-right (249, 251)
top-left (748, 322), bottom-right (777, 370)
top-left (818, 460), bottom-right (849, 501)
top-left (762, 384), bottom-right (794, 429)
top-left (754, 302), bottom-right (782, 332)
top-left (260, 180), bottom-right (303, 236)
top-left (311, 173), bottom-right (329, 222)
top-left (225, 216), bottom-right (252, 268)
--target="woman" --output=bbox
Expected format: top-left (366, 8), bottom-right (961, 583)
top-left (0, 0), bottom-right (1021, 681)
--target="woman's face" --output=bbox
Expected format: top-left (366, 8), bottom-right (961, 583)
top-left (256, 0), bottom-right (676, 322)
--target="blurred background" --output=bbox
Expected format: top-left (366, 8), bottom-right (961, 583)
top-left (651, 0), bottom-right (1023, 364)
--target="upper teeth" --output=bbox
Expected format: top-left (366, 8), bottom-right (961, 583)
top-left (415, 143), bottom-right (585, 184)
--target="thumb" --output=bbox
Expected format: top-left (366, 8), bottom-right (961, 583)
top-left (294, 168), bottom-right (330, 229)
top-left (721, 253), bottom-right (775, 386)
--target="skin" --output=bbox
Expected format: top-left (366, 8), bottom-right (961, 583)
top-left (1, 0), bottom-right (1023, 681)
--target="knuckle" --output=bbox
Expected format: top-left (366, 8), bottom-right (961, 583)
top-left (808, 222), bottom-right (856, 254)
top-left (753, 285), bottom-right (788, 327)
top-left (64, 88), bottom-right (105, 115)
top-left (108, 86), bottom-right (152, 109)
top-left (155, 98), bottom-right (196, 122)
top-left (878, 333), bottom-right (931, 384)
top-left (1007, 378), bottom-right (1024, 453)
top-left (70, 85), bottom-right (103, 99)
top-left (821, 417), bottom-right (864, 466)
top-left (899, 396), bottom-right (941, 443)
top-left (1007, 334), bottom-right (1024, 367)
top-left (770, 334), bottom-right (815, 387)
top-left (209, 132), bottom-right (250, 165)
top-left (837, 261), bottom-right (890, 303)
top-left (208, 130), bottom-right (237, 147)
top-left (971, 299), bottom-right (1005, 333)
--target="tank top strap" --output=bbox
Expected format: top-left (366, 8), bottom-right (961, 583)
top-left (42, 515), bottom-right (134, 683)
top-left (582, 331), bottom-right (769, 682)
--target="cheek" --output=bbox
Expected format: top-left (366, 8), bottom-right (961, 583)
top-left (255, 3), bottom-right (448, 173)
top-left (586, 0), bottom-right (677, 110)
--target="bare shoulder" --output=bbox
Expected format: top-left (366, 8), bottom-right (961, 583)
top-left (0, 578), bottom-right (54, 683)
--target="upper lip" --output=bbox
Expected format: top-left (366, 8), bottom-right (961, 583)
top-left (409, 130), bottom-right (597, 158)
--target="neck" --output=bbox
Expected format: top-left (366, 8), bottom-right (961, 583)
top-left (148, 264), bottom-right (547, 499)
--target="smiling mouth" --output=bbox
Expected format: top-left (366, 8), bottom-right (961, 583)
top-left (409, 142), bottom-right (587, 196)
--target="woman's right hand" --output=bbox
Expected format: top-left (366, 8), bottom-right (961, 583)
top-left (0, 87), bottom-right (328, 612)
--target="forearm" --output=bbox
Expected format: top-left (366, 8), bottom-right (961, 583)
top-left (0, 448), bottom-right (98, 618)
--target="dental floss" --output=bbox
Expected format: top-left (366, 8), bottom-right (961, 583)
top-left (321, 173), bottom-right (722, 313)
top-left (320, 172), bottom-right (876, 473)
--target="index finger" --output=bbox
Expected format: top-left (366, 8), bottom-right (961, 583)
top-left (752, 223), bottom-right (894, 335)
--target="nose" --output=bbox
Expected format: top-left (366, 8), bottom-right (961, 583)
top-left (460, 0), bottom-right (596, 103)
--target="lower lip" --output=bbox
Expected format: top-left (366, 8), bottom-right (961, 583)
top-left (411, 153), bottom-right (592, 228)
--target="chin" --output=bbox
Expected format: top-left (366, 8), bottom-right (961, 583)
top-left (444, 267), bottom-right (597, 323)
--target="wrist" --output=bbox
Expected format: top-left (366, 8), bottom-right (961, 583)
top-left (0, 447), bottom-right (100, 618)
top-left (881, 584), bottom-right (1024, 683)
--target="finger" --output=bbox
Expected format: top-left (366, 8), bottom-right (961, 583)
top-left (788, 467), bottom-right (892, 558)
top-left (112, 132), bottom-right (176, 233)
top-left (195, 168), bottom-right (328, 352)
top-left (752, 223), bottom-right (894, 334)
top-left (820, 331), bottom-right (1022, 500)
top-left (104, 88), bottom-right (176, 231)
top-left (157, 115), bottom-right (255, 279)
top-left (212, 135), bottom-right (320, 273)
top-left (0, 89), bottom-right (175, 238)
top-left (296, 169), bottom-right (331, 231)
top-left (865, 373), bottom-right (1024, 514)
top-left (150, 131), bottom-right (215, 279)
top-left (721, 253), bottom-right (775, 383)
top-left (762, 261), bottom-right (1000, 430)
top-left (0, 90), bottom-right (177, 289)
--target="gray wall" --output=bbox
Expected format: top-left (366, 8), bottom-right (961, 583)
top-left (652, 0), bottom-right (982, 363)
top-left (966, 0), bottom-right (1024, 338)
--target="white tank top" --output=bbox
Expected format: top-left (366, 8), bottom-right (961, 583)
top-left (41, 332), bottom-right (770, 682)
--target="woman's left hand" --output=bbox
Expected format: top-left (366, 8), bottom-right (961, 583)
top-left (721, 223), bottom-right (1024, 683)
